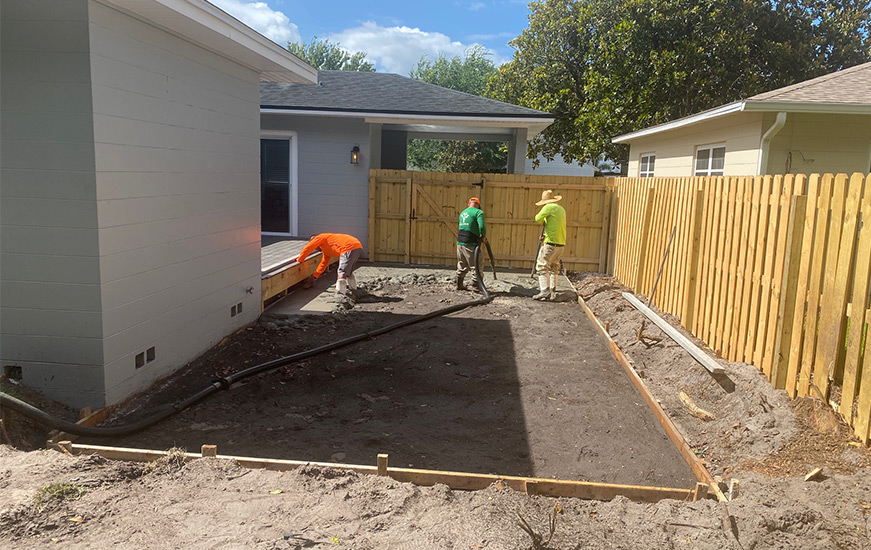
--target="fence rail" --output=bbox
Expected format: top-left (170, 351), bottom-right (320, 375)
top-left (612, 173), bottom-right (871, 444)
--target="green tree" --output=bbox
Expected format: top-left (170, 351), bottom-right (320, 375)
top-left (408, 47), bottom-right (508, 173)
top-left (488, 0), bottom-right (871, 165)
top-left (288, 37), bottom-right (375, 71)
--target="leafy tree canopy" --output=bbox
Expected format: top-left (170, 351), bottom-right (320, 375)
top-left (408, 47), bottom-right (508, 173)
top-left (487, 0), bottom-right (871, 165)
top-left (288, 37), bottom-right (375, 71)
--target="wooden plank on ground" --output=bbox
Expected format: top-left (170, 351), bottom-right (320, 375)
top-left (46, 407), bottom-right (110, 447)
top-left (622, 292), bottom-right (725, 375)
top-left (66, 443), bottom-right (697, 503)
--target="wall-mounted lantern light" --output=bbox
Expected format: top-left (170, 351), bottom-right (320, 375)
top-left (351, 146), bottom-right (360, 165)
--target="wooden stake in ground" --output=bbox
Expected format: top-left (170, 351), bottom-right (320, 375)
top-left (637, 226), bottom-right (677, 346)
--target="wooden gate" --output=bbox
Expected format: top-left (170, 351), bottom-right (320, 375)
top-left (369, 170), bottom-right (613, 272)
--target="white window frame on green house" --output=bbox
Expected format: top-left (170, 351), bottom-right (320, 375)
top-left (639, 153), bottom-right (656, 177)
top-left (694, 144), bottom-right (726, 177)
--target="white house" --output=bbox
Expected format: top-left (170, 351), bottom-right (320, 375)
top-left (1, 0), bottom-right (316, 407)
top-left (613, 62), bottom-right (871, 178)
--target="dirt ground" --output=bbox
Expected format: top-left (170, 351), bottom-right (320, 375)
top-left (2, 269), bottom-right (871, 549)
top-left (81, 268), bottom-right (694, 488)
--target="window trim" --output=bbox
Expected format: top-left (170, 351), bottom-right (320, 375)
top-left (639, 153), bottom-right (656, 178)
top-left (694, 144), bottom-right (726, 177)
top-left (260, 130), bottom-right (299, 236)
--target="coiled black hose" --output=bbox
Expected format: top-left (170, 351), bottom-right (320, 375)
top-left (1, 251), bottom-right (493, 438)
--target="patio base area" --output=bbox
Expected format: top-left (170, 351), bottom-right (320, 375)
top-left (79, 266), bottom-right (701, 492)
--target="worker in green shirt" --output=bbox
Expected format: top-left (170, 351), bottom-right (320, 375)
top-left (456, 196), bottom-right (487, 290)
top-left (533, 190), bottom-right (567, 300)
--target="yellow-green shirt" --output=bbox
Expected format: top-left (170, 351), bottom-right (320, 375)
top-left (534, 203), bottom-right (566, 245)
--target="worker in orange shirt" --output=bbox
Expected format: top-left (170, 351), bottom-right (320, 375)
top-left (297, 233), bottom-right (364, 295)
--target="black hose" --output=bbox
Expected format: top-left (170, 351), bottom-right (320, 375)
top-left (1, 254), bottom-right (493, 438)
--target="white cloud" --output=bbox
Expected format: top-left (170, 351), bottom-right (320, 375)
top-left (209, 0), bottom-right (300, 45)
top-left (468, 2), bottom-right (486, 10)
top-left (327, 21), bottom-right (504, 75)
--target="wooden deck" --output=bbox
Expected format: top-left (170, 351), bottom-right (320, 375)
top-left (261, 237), bottom-right (330, 308)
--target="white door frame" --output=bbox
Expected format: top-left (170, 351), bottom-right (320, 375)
top-left (260, 130), bottom-right (299, 236)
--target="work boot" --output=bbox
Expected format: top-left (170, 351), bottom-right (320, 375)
top-left (532, 275), bottom-right (550, 300)
top-left (347, 274), bottom-right (357, 290)
top-left (336, 278), bottom-right (349, 295)
top-left (456, 275), bottom-right (466, 290)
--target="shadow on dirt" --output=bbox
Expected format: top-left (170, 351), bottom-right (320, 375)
top-left (83, 311), bottom-right (534, 476)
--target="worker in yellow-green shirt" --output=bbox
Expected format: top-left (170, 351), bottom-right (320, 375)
top-left (533, 190), bottom-right (567, 301)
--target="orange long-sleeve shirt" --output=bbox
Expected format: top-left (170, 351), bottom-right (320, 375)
top-left (297, 233), bottom-right (363, 278)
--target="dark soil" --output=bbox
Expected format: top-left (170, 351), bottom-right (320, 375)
top-left (77, 273), bottom-right (695, 488)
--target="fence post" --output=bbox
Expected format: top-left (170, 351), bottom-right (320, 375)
top-left (404, 176), bottom-right (413, 264)
top-left (599, 184), bottom-right (612, 273)
top-left (368, 171), bottom-right (377, 261)
top-left (682, 188), bottom-right (706, 330)
top-left (634, 186), bottom-right (656, 292)
top-left (771, 194), bottom-right (808, 389)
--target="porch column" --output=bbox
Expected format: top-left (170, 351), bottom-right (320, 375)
top-left (368, 123), bottom-right (382, 170)
top-left (508, 127), bottom-right (528, 174)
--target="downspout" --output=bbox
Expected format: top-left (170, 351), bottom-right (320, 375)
top-left (757, 112), bottom-right (787, 175)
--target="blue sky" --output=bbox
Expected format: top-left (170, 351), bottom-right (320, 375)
top-left (210, 0), bottom-right (532, 74)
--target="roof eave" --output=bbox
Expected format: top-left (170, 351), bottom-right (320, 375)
top-left (99, 0), bottom-right (318, 83)
top-left (612, 101), bottom-right (745, 143)
top-left (261, 107), bottom-right (554, 135)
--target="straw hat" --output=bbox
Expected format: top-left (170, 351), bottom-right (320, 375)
top-left (535, 190), bottom-right (562, 206)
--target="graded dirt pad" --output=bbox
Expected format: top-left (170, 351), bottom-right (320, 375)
top-left (79, 267), bottom-right (695, 488)
top-left (5, 270), bottom-right (871, 549)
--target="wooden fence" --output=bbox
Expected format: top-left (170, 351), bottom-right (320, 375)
top-left (612, 173), bottom-right (871, 444)
top-left (368, 170), bottom-right (612, 272)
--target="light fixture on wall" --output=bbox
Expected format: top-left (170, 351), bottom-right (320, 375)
top-left (351, 146), bottom-right (360, 165)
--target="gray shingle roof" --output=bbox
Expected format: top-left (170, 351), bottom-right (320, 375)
top-left (750, 61), bottom-right (871, 105)
top-left (261, 70), bottom-right (550, 118)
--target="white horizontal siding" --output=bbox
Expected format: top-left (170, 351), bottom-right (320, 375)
top-left (0, 0), bottom-right (105, 408)
top-left (88, 1), bottom-right (263, 404)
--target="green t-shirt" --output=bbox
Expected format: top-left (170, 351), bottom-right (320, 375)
top-left (534, 203), bottom-right (566, 245)
top-left (457, 206), bottom-right (486, 247)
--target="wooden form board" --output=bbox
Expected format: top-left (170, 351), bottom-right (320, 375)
top-left (46, 407), bottom-right (110, 447)
top-left (369, 170), bottom-right (611, 272)
top-left (621, 293), bottom-right (724, 374)
top-left (64, 443), bottom-right (701, 503)
top-left (609, 173), bottom-right (871, 446)
top-left (570, 291), bottom-right (725, 502)
top-left (260, 253), bottom-right (335, 308)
